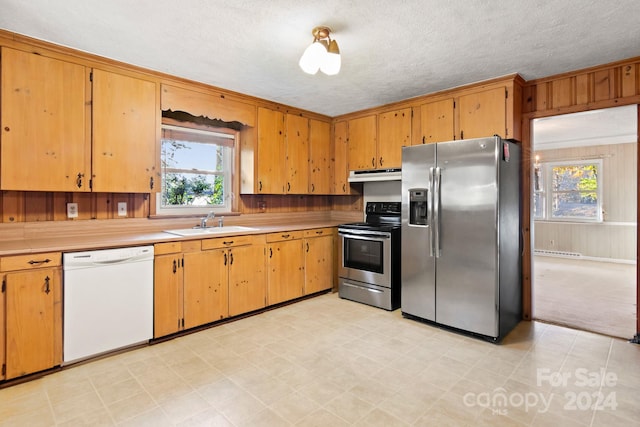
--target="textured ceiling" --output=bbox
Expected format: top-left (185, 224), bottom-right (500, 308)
top-left (1, 0), bottom-right (639, 117)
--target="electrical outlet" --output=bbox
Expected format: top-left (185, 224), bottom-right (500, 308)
top-left (67, 203), bottom-right (78, 219)
top-left (117, 202), bottom-right (127, 217)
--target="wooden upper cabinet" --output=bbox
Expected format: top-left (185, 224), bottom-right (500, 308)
top-left (332, 121), bottom-right (350, 194)
top-left (309, 119), bottom-right (331, 194)
top-left (458, 87), bottom-right (506, 140)
top-left (378, 107), bottom-right (411, 168)
top-left (161, 84), bottom-right (256, 126)
top-left (256, 107), bottom-right (286, 194)
top-left (420, 98), bottom-right (455, 144)
top-left (348, 115), bottom-right (377, 170)
top-left (92, 69), bottom-right (158, 193)
top-left (0, 47), bottom-right (90, 191)
top-left (286, 113), bottom-right (309, 194)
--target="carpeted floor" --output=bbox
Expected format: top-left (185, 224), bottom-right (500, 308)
top-left (533, 256), bottom-right (637, 339)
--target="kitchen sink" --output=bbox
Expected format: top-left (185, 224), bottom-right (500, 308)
top-left (163, 225), bottom-right (258, 237)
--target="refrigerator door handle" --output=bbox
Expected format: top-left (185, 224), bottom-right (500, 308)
top-left (428, 167), bottom-right (435, 257)
top-left (433, 166), bottom-right (441, 258)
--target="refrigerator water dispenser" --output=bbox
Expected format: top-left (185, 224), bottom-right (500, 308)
top-left (409, 189), bottom-right (428, 226)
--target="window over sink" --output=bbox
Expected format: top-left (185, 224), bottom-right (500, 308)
top-left (157, 124), bottom-right (235, 215)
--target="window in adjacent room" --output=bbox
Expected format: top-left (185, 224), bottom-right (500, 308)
top-left (533, 158), bottom-right (602, 222)
top-left (157, 124), bottom-right (235, 215)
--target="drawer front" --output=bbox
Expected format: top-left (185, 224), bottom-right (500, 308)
top-left (154, 241), bottom-right (182, 255)
top-left (266, 230), bottom-right (303, 243)
top-left (201, 234), bottom-right (264, 250)
top-left (303, 227), bottom-right (335, 238)
top-left (1, 252), bottom-right (62, 272)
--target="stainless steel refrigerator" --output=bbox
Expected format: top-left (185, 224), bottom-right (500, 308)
top-left (401, 136), bottom-right (521, 341)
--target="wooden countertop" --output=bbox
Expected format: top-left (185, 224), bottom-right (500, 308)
top-left (0, 211), bottom-right (361, 257)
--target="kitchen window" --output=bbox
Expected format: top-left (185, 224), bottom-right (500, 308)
top-left (157, 124), bottom-right (235, 215)
top-left (533, 159), bottom-right (603, 222)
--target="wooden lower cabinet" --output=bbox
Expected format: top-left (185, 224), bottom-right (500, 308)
top-left (183, 250), bottom-right (228, 329)
top-left (154, 240), bottom-right (229, 337)
top-left (304, 228), bottom-right (334, 294)
top-left (153, 252), bottom-right (184, 337)
top-left (1, 252), bottom-right (62, 380)
top-left (228, 244), bottom-right (266, 316)
top-left (154, 236), bottom-right (266, 338)
top-left (267, 232), bottom-right (305, 305)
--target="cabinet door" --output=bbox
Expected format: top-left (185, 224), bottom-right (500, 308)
top-left (153, 254), bottom-right (183, 337)
top-left (183, 250), bottom-right (228, 329)
top-left (92, 69), bottom-right (158, 192)
top-left (332, 121), bottom-right (350, 194)
top-left (458, 87), bottom-right (506, 140)
top-left (267, 240), bottom-right (304, 305)
top-left (286, 114), bottom-right (309, 194)
top-left (309, 119), bottom-right (332, 194)
top-left (421, 98), bottom-right (455, 144)
top-left (5, 269), bottom-right (58, 379)
top-left (378, 108), bottom-right (411, 168)
top-left (304, 235), bottom-right (334, 294)
top-left (0, 47), bottom-right (89, 191)
top-left (229, 245), bottom-right (266, 316)
top-left (348, 115), bottom-right (377, 170)
top-left (256, 107), bottom-right (286, 193)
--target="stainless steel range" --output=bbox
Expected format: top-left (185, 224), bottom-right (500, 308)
top-left (338, 202), bottom-right (401, 310)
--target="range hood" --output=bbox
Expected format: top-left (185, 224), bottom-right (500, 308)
top-left (347, 168), bottom-right (402, 182)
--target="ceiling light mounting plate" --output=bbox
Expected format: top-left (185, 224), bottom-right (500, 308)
top-left (312, 26), bottom-right (331, 40)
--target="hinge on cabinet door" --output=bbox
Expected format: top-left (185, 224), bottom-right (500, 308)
top-left (181, 318), bottom-right (185, 328)
top-left (453, 101), bottom-right (456, 109)
top-left (1, 364), bottom-right (5, 376)
top-left (89, 71), bottom-right (93, 82)
top-left (89, 179), bottom-right (93, 190)
top-left (506, 89), bottom-right (509, 99)
top-left (1, 279), bottom-right (5, 293)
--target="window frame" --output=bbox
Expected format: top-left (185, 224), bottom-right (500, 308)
top-left (155, 123), bottom-right (239, 216)
top-left (533, 158), bottom-right (603, 223)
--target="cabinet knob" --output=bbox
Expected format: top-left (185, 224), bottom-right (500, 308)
top-left (76, 173), bottom-right (84, 188)
top-left (371, 157), bottom-right (375, 168)
top-left (149, 177), bottom-right (154, 190)
top-left (379, 157), bottom-right (384, 166)
top-left (44, 276), bottom-right (51, 294)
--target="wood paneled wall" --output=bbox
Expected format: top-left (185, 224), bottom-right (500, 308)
top-left (0, 191), bottom-right (361, 223)
top-left (523, 58), bottom-right (640, 116)
top-left (520, 56), bottom-right (640, 323)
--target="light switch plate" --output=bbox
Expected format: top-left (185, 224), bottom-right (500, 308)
top-left (117, 202), bottom-right (127, 217)
top-left (67, 203), bottom-right (78, 218)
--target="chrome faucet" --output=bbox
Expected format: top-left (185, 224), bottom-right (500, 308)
top-left (218, 216), bottom-right (224, 227)
top-left (200, 211), bottom-right (215, 228)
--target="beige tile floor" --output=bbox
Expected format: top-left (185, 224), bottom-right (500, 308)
top-left (1, 293), bottom-right (639, 426)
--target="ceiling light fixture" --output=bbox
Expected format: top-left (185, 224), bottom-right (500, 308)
top-left (299, 26), bottom-right (341, 76)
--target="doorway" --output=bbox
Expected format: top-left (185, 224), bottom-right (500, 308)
top-left (531, 105), bottom-right (638, 339)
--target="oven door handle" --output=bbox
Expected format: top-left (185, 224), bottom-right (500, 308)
top-left (338, 232), bottom-right (390, 241)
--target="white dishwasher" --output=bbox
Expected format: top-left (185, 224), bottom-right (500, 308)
top-left (63, 246), bottom-right (154, 364)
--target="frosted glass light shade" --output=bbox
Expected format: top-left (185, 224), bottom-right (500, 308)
top-left (299, 41), bottom-right (327, 75)
top-left (320, 40), bottom-right (341, 75)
